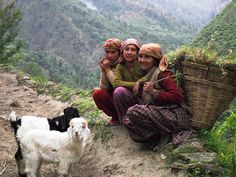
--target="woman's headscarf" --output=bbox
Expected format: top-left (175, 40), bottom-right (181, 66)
top-left (121, 38), bottom-right (141, 53)
top-left (104, 38), bottom-right (122, 51)
top-left (139, 43), bottom-right (168, 71)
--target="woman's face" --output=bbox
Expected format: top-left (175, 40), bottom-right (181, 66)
top-left (138, 54), bottom-right (156, 71)
top-left (105, 48), bottom-right (120, 63)
top-left (122, 44), bottom-right (139, 62)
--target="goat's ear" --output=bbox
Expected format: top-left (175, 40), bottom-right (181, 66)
top-left (82, 122), bottom-right (86, 129)
top-left (67, 126), bottom-right (72, 137)
top-left (82, 126), bottom-right (90, 142)
top-left (63, 107), bottom-right (70, 114)
top-left (64, 107), bottom-right (80, 117)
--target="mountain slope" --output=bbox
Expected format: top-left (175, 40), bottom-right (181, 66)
top-left (84, 0), bottom-right (194, 43)
top-left (17, 0), bottom-right (183, 88)
top-left (85, 0), bottom-right (231, 31)
top-left (191, 0), bottom-right (236, 57)
top-left (15, 0), bottom-right (230, 88)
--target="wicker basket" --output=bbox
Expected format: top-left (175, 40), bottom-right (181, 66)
top-left (177, 61), bottom-right (236, 129)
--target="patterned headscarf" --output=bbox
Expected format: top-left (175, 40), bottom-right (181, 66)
top-left (121, 38), bottom-right (141, 52)
top-left (104, 38), bottom-right (121, 50)
top-left (139, 43), bottom-right (168, 71)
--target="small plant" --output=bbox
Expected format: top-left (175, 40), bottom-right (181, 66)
top-left (72, 98), bottom-right (96, 115)
top-left (198, 112), bottom-right (236, 176)
top-left (32, 76), bottom-right (49, 94)
top-left (57, 86), bottom-right (75, 102)
top-left (187, 167), bottom-right (211, 177)
top-left (87, 110), bottom-right (103, 127)
top-left (72, 98), bottom-right (112, 143)
top-left (94, 120), bottom-right (112, 143)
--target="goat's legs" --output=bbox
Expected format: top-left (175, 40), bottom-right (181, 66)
top-left (36, 162), bottom-right (44, 177)
top-left (58, 161), bottom-right (70, 177)
top-left (24, 153), bottom-right (40, 177)
top-left (15, 146), bottom-right (27, 177)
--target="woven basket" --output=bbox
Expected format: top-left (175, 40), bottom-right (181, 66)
top-left (177, 61), bottom-right (236, 129)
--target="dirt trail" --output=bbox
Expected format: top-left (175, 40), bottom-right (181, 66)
top-left (0, 70), bottom-right (186, 177)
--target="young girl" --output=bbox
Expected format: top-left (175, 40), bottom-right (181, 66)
top-left (113, 38), bottom-right (146, 123)
top-left (92, 38), bottom-right (121, 126)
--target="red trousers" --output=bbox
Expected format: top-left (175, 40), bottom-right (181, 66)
top-left (92, 89), bottom-right (118, 121)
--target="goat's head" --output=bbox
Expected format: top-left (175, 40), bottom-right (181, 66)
top-left (60, 107), bottom-right (80, 130)
top-left (67, 117), bottom-right (90, 142)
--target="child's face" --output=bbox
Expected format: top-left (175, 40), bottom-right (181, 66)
top-left (104, 48), bottom-right (120, 63)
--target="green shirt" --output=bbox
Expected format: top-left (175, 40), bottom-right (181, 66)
top-left (113, 61), bottom-right (146, 90)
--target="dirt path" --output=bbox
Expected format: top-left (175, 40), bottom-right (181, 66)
top-left (0, 70), bottom-right (186, 177)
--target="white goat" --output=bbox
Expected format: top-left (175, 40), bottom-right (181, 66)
top-left (10, 108), bottom-right (80, 177)
top-left (17, 118), bottom-right (90, 177)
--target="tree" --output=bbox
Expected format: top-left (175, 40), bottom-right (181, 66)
top-left (0, 1), bottom-right (23, 63)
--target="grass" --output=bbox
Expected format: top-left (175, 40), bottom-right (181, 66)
top-left (167, 46), bottom-right (236, 67)
top-left (198, 112), bottom-right (236, 176)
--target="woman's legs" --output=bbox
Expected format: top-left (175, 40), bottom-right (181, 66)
top-left (113, 87), bottom-right (136, 123)
top-left (92, 88), bottom-right (119, 125)
top-left (124, 105), bottom-right (160, 143)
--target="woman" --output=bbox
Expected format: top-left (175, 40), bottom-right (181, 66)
top-left (92, 38), bottom-right (121, 126)
top-left (124, 43), bottom-right (194, 148)
top-left (113, 38), bottom-right (146, 123)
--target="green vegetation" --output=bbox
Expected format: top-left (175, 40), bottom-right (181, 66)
top-left (88, 0), bottom-right (193, 47)
top-left (167, 46), bottom-right (236, 66)
top-left (0, 1), bottom-right (24, 63)
top-left (198, 112), bottom-right (236, 176)
top-left (191, 0), bottom-right (236, 58)
top-left (187, 167), bottom-right (211, 177)
top-left (18, 52), bottom-right (85, 88)
top-left (15, 0), bottom-right (203, 89)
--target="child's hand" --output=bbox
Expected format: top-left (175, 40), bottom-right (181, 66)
top-left (99, 58), bottom-right (110, 72)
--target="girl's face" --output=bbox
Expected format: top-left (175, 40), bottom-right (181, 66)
top-left (138, 54), bottom-right (156, 71)
top-left (105, 48), bottom-right (120, 63)
top-left (122, 44), bottom-right (139, 62)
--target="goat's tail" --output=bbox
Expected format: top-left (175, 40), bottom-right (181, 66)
top-left (9, 111), bottom-right (26, 177)
top-left (10, 111), bottom-right (17, 122)
top-left (9, 111), bottom-right (21, 135)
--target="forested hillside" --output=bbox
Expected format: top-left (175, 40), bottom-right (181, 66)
top-left (14, 0), bottom-right (230, 88)
top-left (191, 0), bottom-right (236, 57)
top-left (86, 0), bottom-right (230, 30)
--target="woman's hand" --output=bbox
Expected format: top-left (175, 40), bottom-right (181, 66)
top-left (143, 81), bottom-right (155, 95)
top-left (133, 81), bottom-right (143, 98)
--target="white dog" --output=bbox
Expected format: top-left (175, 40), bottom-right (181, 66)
top-left (17, 118), bottom-right (90, 177)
